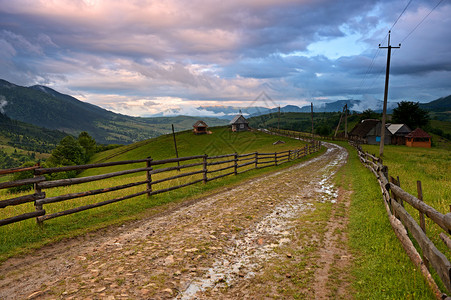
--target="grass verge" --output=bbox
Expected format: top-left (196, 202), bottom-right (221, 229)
top-left (0, 138), bottom-right (325, 263)
top-left (334, 141), bottom-right (435, 299)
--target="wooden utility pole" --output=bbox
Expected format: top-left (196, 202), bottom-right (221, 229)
top-left (310, 103), bottom-right (314, 139)
top-left (171, 124), bottom-right (180, 170)
top-left (379, 31), bottom-right (400, 157)
top-left (344, 104), bottom-right (348, 138)
top-left (334, 104), bottom-right (347, 138)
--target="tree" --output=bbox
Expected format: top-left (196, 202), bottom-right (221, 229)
top-left (47, 136), bottom-right (85, 167)
top-left (392, 101), bottom-right (430, 129)
top-left (78, 131), bottom-right (96, 162)
top-left (360, 109), bottom-right (380, 121)
top-left (316, 124), bottom-right (332, 136)
top-left (8, 161), bottom-right (35, 193)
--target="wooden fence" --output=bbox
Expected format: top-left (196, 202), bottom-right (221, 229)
top-left (350, 141), bottom-right (451, 299)
top-left (0, 141), bottom-right (321, 227)
top-left (266, 128), bottom-right (348, 142)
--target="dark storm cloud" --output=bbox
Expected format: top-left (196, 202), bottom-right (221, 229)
top-left (0, 0), bottom-right (449, 116)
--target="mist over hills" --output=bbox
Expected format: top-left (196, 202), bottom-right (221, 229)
top-left (0, 79), bottom-right (449, 145)
top-left (0, 79), bottom-right (227, 144)
top-left (197, 99), bottom-right (398, 119)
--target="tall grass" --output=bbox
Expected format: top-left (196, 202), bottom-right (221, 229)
top-left (0, 128), bottom-right (319, 261)
top-left (361, 144), bottom-right (450, 291)
top-left (334, 141), bottom-right (435, 298)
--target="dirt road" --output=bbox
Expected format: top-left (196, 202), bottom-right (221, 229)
top-left (0, 142), bottom-right (351, 299)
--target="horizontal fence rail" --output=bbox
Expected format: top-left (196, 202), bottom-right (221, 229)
top-left (266, 128), bottom-right (349, 142)
top-left (1, 140), bottom-right (321, 227)
top-left (350, 141), bottom-right (451, 299)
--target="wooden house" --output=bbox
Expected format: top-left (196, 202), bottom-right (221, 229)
top-left (349, 119), bottom-right (391, 145)
top-left (193, 120), bottom-right (208, 135)
top-left (230, 114), bottom-right (250, 132)
top-left (387, 124), bottom-right (411, 145)
top-left (405, 128), bottom-right (431, 148)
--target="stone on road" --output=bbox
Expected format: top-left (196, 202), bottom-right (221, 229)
top-left (0, 143), bottom-right (350, 299)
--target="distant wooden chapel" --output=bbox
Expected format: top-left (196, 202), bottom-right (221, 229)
top-left (230, 113), bottom-right (250, 132)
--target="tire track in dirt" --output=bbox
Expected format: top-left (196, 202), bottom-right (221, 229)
top-left (0, 142), bottom-right (349, 300)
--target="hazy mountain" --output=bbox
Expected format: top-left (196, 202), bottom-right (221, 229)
top-left (419, 95), bottom-right (451, 111)
top-left (1, 79), bottom-right (448, 144)
top-left (0, 79), bottom-right (227, 144)
top-left (144, 96), bottom-right (451, 121)
top-left (0, 111), bottom-right (68, 153)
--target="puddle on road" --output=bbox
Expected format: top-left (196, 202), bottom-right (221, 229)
top-left (178, 194), bottom-right (313, 300)
top-left (177, 143), bottom-right (347, 299)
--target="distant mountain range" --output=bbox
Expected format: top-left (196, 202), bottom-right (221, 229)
top-left (0, 78), bottom-right (449, 144)
top-left (0, 79), bottom-right (228, 144)
top-left (197, 96), bottom-right (451, 119)
top-left (197, 100), bottom-right (391, 118)
top-left (418, 95), bottom-right (451, 111)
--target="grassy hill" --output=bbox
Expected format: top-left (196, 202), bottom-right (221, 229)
top-left (0, 127), bottom-right (315, 260)
top-left (248, 111), bottom-right (361, 136)
top-left (250, 109), bottom-right (451, 148)
top-left (0, 112), bottom-right (68, 169)
top-left (86, 126), bottom-right (306, 175)
top-left (0, 79), bottom-right (228, 144)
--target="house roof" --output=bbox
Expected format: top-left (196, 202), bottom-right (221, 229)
top-left (387, 124), bottom-right (411, 135)
top-left (229, 114), bottom-right (248, 125)
top-left (193, 120), bottom-right (208, 128)
top-left (406, 128), bottom-right (431, 138)
top-left (349, 119), bottom-right (380, 138)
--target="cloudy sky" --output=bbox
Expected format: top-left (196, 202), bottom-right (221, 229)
top-left (0, 0), bottom-right (450, 117)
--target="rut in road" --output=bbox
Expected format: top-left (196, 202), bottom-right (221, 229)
top-left (0, 142), bottom-right (351, 299)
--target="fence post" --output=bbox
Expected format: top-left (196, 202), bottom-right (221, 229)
top-left (255, 152), bottom-right (258, 169)
top-left (417, 180), bottom-right (426, 233)
top-left (234, 153), bottom-right (238, 175)
top-left (274, 152), bottom-right (278, 166)
top-left (381, 165), bottom-right (388, 181)
top-left (146, 157), bottom-right (153, 197)
top-left (416, 180), bottom-right (430, 270)
top-left (288, 150), bottom-right (291, 161)
top-left (397, 176), bottom-right (404, 208)
top-left (389, 176), bottom-right (400, 218)
top-left (203, 155), bottom-right (208, 184)
top-left (34, 163), bottom-right (44, 226)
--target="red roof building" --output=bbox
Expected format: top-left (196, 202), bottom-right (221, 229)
top-left (405, 128), bottom-right (431, 148)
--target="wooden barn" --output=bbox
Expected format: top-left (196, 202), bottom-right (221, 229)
top-left (193, 120), bottom-right (208, 135)
top-left (387, 124), bottom-right (411, 145)
top-left (405, 128), bottom-right (431, 148)
top-left (348, 119), bottom-right (391, 145)
top-left (230, 114), bottom-right (250, 132)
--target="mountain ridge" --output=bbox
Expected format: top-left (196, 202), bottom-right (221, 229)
top-left (0, 79), bottom-right (449, 143)
top-left (0, 79), bottom-right (228, 144)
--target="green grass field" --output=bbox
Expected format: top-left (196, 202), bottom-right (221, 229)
top-left (335, 141), bottom-right (438, 299)
top-left (0, 127), bottom-right (320, 262)
top-left (360, 144), bottom-right (450, 286)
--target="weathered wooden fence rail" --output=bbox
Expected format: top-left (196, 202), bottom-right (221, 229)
top-left (266, 128), bottom-right (348, 142)
top-left (0, 141), bottom-right (321, 227)
top-left (350, 141), bottom-right (451, 299)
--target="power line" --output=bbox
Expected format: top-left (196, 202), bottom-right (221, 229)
top-left (354, 0), bottom-right (444, 99)
top-left (390, 0), bottom-right (414, 32)
top-left (358, 0), bottom-right (412, 96)
top-left (401, 0), bottom-right (446, 43)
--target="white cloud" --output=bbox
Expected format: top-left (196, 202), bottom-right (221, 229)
top-left (0, 96), bottom-right (8, 114)
top-left (0, 0), bottom-right (449, 117)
